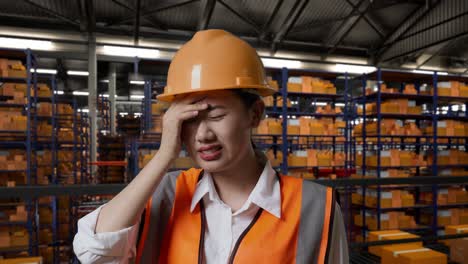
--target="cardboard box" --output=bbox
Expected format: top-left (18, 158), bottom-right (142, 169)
top-left (381, 246), bottom-right (446, 264)
top-left (368, 230), bottom-right (422, 257)
top-left (381, 244), bottom-right (426, 264)
top-left (450, 238), bottom-right (468, 264)
top-left (444, 225), bottom-right (468, 246)
top-left (0, 257), bottom-right (43, 264)
top-left (287, 82), bottom-right (302, 92)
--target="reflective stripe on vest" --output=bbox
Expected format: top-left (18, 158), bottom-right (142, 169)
top-left (136, 168), bottom-right (335, 264)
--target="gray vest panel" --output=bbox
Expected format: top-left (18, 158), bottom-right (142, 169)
top-left (296, 180), bottom-right (330, 264)
top-left (139, 170), bottom-right (181, 263)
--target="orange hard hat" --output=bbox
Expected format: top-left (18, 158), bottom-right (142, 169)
top-left (157, 29), bottom-right (277, 102)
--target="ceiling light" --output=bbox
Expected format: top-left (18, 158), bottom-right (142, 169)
top-left (261, 58), bottom-right (302, 69)
top-left (129, 80), bottom-right (145, 85)
top-left (335, 64), bottom-right (376, 74)
top-left (30, 68), bottom-right (57, 74)
top-left (67, 70), bottom-right (89, 76)
top-left (54, 90), bottom-right (64, 95)
top-left (311, 102), bottom-right (327, 106)
top-left (412, 70), bottom-right (434, 75)
top-left (0, 37), bottom-right (54, 51)
top-left (130, 95), bottom-right (145, 99)
top-left (101, 45), bottom-right (160, 59)
top-left (73, 91), bottom-right (89, 96)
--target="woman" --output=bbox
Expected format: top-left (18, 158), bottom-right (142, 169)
top-left (73, 29), bottom-right (349, 264)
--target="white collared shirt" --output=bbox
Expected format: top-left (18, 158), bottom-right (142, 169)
top-left (73, 161), bottom-right (349, 264)
top-left (189, 161), bottom-right (281, 263)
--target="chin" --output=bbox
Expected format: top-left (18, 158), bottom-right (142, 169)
top-left (194, 156), bottom-right (232, 173)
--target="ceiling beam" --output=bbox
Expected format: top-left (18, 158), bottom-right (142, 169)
top-left (134, 0), bottom-right (141, 44)
top-left (414, 37), bottom-right (462, 69)
top-left (23, 0), bottom-right (80, 28)
top-left (383, 29), bottom-right (468, 63)
top-left (270, 0), bottom-right (309, 53)
top-left (110, 0), bottom-right (166, 30)
top-left (259, 0), bottom-right (283, 41)
top-left (217, 0), bottom-right (261, 34)
top-left (344, 0), bottom-right (386, 38)
top-left (76, 0), bottom-right (87, 32)
top-left (198, 0), bottom-right (216, 30)
top-left (322, 0), bottom-right (365, 46)
top-left (323, 0), bottom-right (368, 58)
top-left (290, 0), bottom-right (415, 35)
top-left (106, 0), bottom-right (198, 28)
top-left (374, 0), bottom-right (441, 63)
top-left (84, 0), bottom-right (95, 33)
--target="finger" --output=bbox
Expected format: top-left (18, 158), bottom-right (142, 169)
top-left (175, 94), bottom-right (207, 105)
top-left (179, 103), bottom-right (209, 113)
top-left (178, 110), bottom-right (200, 121)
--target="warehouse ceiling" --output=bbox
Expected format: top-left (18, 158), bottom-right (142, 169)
top-left (0, 0), bottom-right (468, 111)
top-left (0, 0), bottom-right (467, 67)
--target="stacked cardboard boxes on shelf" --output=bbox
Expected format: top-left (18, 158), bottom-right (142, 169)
top-left (354, 211), bottom-right (418, 230)
top-left (287, 76), bottom-right (337, 94)
top-left (139, 149), bottom-right (197, 170)
top-left (352, 188), bottom-right (415, 208)
top-left (356, 150), bottom-right (426, 168)
top-left (0, 59), bottom-right (27, 78)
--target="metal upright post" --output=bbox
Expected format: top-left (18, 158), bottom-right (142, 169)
top-left (376, 68), bottom-right (382, 230)
top-left (88, 35), bottom-right (98, 178)
top-left (281, 68), bottom-right (289, 175)
top-left (432, 72), bottom-right (439, 233)
top-left (361, 73), bottom-right (367, 240)
top-left (73, 99), bottom-right (78, 184)
top-left (109, 71), bottom-right (117, 135)
top-left (25, 49), bottom-right (34, 256)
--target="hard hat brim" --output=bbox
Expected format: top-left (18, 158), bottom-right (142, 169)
top-left (156, 85), bottom-right (278, 102)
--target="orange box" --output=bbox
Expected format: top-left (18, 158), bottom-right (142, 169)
top-left (444, 225), bottom-right (468, 246)
top-left (368, 230), bottom-right (422, 256)
top-left (450, 238), bottom-right (468, 264)
top-left (381, 244), bottom-right (426, 264)
top-left (288, 154), bottom-right (307, 167)
top-left (317, 151), bottom-right (332, 166)
top-left (306, 149), bottom-right (318, 167)
top-left (382, 246), bottom-right (446, 264)
top-left (0, 257), bottom-right (43, 264)
top-left (287, 82), bottom-right (302, 92)
top-left (460, 85), bottom-right (468, 97)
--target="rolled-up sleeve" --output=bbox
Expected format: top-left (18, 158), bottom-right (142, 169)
top-left (73, 205), bottom-right (140, 264)
top-left (328, 203), bottom-right (350, 264)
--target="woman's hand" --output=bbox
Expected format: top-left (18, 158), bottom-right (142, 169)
top-left (158, 96), bottom-right (208, 161)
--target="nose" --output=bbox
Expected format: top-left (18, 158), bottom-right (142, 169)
top-left (195, 120), bottom-right (216, 143)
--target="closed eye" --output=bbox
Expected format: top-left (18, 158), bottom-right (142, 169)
top-left (208, 114), bottom-right (226, 121)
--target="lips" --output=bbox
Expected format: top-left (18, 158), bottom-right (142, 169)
top-left (197, 144), bottom-right (223, 161)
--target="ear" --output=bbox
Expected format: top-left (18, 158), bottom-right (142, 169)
top-left (250, 99), bottom-right (265, 128)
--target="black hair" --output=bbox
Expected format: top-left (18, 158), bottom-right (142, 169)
top-left (233, 89), bottom-right (263, 150)
top-left (233, 89), bottom-right (262, 109)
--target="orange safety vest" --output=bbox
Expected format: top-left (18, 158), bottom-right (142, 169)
top-left (136, 168), bottom-right (336, 264)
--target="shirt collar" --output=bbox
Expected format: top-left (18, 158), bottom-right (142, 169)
top-left (189, 160), bottom-right (281, 219)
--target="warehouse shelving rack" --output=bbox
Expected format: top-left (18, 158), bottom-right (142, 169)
top-left (0, 48), bottom-right (91, 263)
top-left (259, 68), bottom-right (352, 176)
top-left (32, 74), bottom-right (87, 263)
top-left (97, 95), bottom-right (110, 134)
top-left (0, 48), bottom-right (39, 258)
top-left (351, 68), bottom-right (468, 244)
